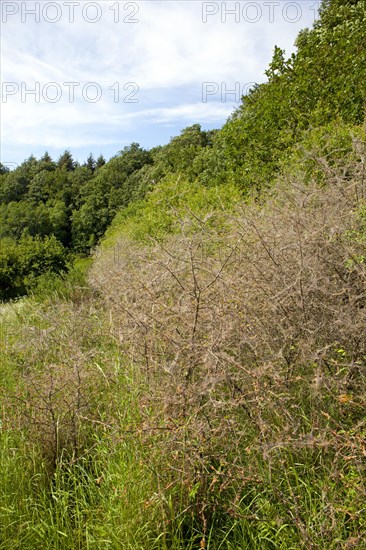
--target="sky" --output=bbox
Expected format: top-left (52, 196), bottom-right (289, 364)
top-left (0, 0), bottom-right (321, 167)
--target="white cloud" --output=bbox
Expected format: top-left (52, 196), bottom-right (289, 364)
top-left (0, 0), bottom-right (319, 159)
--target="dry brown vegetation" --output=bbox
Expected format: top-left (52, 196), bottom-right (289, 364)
top-left (89, 139), bottom-right (366, 542)
top-left (2, 299), bottom-right (113, 468)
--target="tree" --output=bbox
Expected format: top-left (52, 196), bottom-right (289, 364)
top-left (161, 125), bottom-right (212, 179)
top-left (0, 163), bottom-right (10, 175)
top-left (96, 154), bottom-right (106, 169)
top-left (84, 153), bottom-right (96, 173)
top-left (39, 152), bottom-right (56, 173)
top-left (41, 151), bottom-right (53, 163)
top-left (57, 150), bottom-right (75, 171)
top-left (0, 170), bottom-right (30, 203)
top-left (27, 170), bottom-right (57, 204)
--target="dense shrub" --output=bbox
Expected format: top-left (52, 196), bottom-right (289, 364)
top-left (0, 234), bottom-right (67, 299)
top-left (89, 132), bottom-right (366, 547)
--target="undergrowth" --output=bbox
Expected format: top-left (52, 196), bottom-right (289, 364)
top-left (1, 125), bottom-right (365, 549)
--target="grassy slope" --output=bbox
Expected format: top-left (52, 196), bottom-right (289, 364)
top-left (1, 125), bottom-right (365, 549)
top-left (1, 1), bottom-right (366, 547)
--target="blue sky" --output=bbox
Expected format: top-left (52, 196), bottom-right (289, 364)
top-left (0, 1), bottom-right (320, 167)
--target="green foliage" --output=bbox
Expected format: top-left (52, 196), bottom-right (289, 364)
top-left (0, 144), bottom-right (156, 295)
top-left (29, 257), bottom-right (93, 302)
top-left (27, 169), bottom-right (58, 203)
top-left (57, 150), bottom-right (76, 171)
top-left (200, 0), bottom-right (366, 192)
top-left (83, 152), bottom-right (96, 173)
top-left (0, 163), bottom-right (10, 175)
top-left (156, 124), bottom-right (216, 180)
top-left (0, 168), bottom-right (31, 203)
top-left (70, 143), bottom-right (153, 253)
top-left (280, 121), bottom-right (366, 185)
top-left (96, 154), bottom-right (106, 169)
top-left (0, 234), bottom-right (67, 299)
top-left (105, 175), bottom-right (241, 244)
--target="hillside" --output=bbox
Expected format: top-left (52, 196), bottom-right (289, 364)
top-left (1, 0), bottom-right (366, 548)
